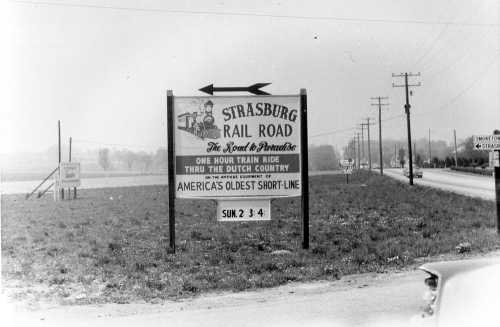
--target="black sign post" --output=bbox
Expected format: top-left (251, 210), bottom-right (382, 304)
top-left (300, 89), bottom-right (309, 249)
top-left (167, 90), bottom-right (176, 253)
top-left (494, 129), bottom-right (500, 234)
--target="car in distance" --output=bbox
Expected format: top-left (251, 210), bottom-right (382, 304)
top-left (403, 164), bottom-right (423, 178)
top-left (414, 258), bottom-right (500, 327)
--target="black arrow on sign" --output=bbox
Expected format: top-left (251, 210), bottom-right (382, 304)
top-left (199, 83), bottom-right (271, 95)
top-left (475, 143), bottom-right (482, 149)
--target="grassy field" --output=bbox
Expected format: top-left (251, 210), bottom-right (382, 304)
top-left (2, 171), bottom-right (498, 306)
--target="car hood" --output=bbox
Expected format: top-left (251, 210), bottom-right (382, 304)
top-left (419, 257), bottom-right (500, 283)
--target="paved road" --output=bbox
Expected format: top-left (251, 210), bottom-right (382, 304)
top-left (0, 175), bottom-right (169, 195)
top-left (383, 168), bottom-right (495, 201)
top-left (3, 270), bottom-right (428, 327)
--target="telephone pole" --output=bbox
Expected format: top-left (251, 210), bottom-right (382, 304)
top-left (359, 124), bottom-right (365, 164)
top-left (362, 118), bottom-right (375, 170)
top-left (392, 72), bottom-right (421, 185)
top-left (371, 96), bottom-right (389, 175)
top-left (354, 136), bottom-right (358, 167)
top-left (453, 129), bottom-right (458, 167)
top-left (428, 128), bottom-right (432, 166)
top-left (352, 137), bottom-right (357, 161)
top-left (357, 133), bottom-right (361, 170)
top-left (367, 118), bottom-right (372, 170)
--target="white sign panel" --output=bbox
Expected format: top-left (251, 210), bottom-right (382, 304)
top-left (59, 162), bottom-right (81, 188)
top-left (217, 199), bottom-right (271, 221)
top-left (340, 159), bottom-right (355, 167)
top-left (340, 159), bottom-right (354, 174)
top-left (174, 95), bottom-right (301, 199)
top-left (473, 135), bottom-right (500, 151)
top-left (490, 151), bottom-right (500, 168)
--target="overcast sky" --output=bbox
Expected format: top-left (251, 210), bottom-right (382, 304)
top-left (1, 0), bottom-right (499, 154)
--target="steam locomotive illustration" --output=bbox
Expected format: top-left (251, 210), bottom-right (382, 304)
top-left (177, 100), bottom-right (221, 140)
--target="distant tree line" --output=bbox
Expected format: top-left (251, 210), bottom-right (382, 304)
top-left (97, 148), bottom-right (167, 172)
top-left (343, 135), bottom-right (490, 168)
top-left (309, 145), bottom-right (340, 171)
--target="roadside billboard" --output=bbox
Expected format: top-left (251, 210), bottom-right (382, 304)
top-left (59, 162), bottom-right (81, 188)
top-left (174, 95), bottom-right (301, 199)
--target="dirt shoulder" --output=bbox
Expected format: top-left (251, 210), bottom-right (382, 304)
top-left (4, 249), bottom-right (500, 322)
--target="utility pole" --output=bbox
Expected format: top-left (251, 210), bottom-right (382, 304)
top-left (350, 137), bottom-right (354, 164)
top-left (494, 129), bottom-right (500, 235)
top-left (359, 124), bottom-right (365, 164)
top-left (428, 128), bottom-right (432, 166)
top-left (351, 137), bottom-right (355, 165)
top-left (392, 72), bottom-right (421, 185)
top-left (352, 136), bottom-right (356, 169)
top-left (354, 136), bottom-right (358, 167)
top-left (371, 96), bottom-right (389, 175)
top-left (367, 118), bottom-right (372, 170)
top-left (351, 137), bottom-right (356, 161)
top-left (453, 129), bottom-right (458, 167)
top-left (357, 133), bottom-right (361, 170)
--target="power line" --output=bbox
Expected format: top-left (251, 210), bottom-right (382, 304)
top-left (309, 126), bottom-right (358, 138)
top-left (424, 32), bottom-right (489, 83)
top-left (309, 113), bottom-right (404, 138)
top-left (9, 0), bottom-right (500, 27)
top-left (414, 56), bottom-right (498, 118)
top-left (412, 23), bottom-right (451, 69)
top-left (410, 2), bottom-right (484, 72)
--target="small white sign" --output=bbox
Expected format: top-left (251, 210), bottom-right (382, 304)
top-left (473, 135), bottom-right (500, 151)
top-left (59, 162), bottom-right (81, 188)
top-left (217, 199), bottom-right (271, 221)
top-left (340, 159), bottom-right (354, 174)
top-left (489, 151), bottom-right (500, 168)
top-left (340, 159), bottom-right (354, 167)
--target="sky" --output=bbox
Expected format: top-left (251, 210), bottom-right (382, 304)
top-left (1, 0), bottom-right (499, 155)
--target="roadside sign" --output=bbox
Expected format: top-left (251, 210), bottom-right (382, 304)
top-left (167, 88), bottom-right (310, 252)
top-left (340, 159), bottom-right (353, 167)
top-left (174, 95), bottom-right (301, 199)
top-left (59, 162), bottom-right (81, 188)
top-left (340, 159), bottom-right (354, 174)
top-left (490, 151), bottom-right (500, 168)
top-left (217, 199), bottom-right (271, 221)
top-left (473, 135), bottom-right (500, 151)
